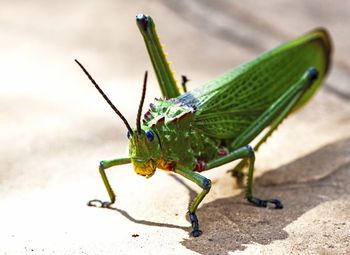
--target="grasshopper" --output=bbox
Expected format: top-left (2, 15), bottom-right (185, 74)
top-left (75, 14), bottom-right (331, 237)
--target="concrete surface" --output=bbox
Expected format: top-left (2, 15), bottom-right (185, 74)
top-left (0, 1), bottom-right (349, 254)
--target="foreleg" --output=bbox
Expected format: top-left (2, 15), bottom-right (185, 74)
top-left (88, 157), bottom-right (131, 208)
top-left (175, 166), bottom-right (211, 237)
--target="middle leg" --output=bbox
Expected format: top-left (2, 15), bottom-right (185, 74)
top-left (206, 145), bottom-right (283, 209)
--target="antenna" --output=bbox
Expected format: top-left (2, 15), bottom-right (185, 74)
top-left (136, 71), bottom-right (148, 133)
top-left (75, 59), bottom-right (133, 135)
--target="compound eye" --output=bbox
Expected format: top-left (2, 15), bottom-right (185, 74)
top-left (145, 130), bottom-right (154, 142)
top-left (127, 130), bottom-right (131, 139)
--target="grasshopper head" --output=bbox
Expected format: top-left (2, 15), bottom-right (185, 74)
top-left (75, 60), bottom-right (158, 177)
top-left (126, 70), bottom-right (162, 178)
top-left (128, 128), bottom-right (161, 178)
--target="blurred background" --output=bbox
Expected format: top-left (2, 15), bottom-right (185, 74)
top-left (1, 1), bottom-right (349, 254)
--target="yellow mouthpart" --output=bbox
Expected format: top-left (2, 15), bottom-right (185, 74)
top-left (132, 159), bottom-right (156, 178)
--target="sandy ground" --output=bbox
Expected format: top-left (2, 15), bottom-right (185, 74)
top-left (1, 1), bottom-right (349, 254)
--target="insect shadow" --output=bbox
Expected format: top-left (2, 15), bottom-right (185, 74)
top-left (98, 138), bottom-right (350, 253)
top-left (100, 200), bottom-right (188, 231)
top-left (99, 173), bottom-right (197, 231)
top-left (180, 137), bottom-right (350, 254)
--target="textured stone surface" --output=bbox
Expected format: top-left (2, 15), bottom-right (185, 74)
top-left (1, 1), bottom-right (349, 254)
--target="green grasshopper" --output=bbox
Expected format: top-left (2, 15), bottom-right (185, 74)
top-left (75, 14), bottom-right (331, 237)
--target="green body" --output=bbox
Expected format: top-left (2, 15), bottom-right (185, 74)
top-left (85, 14), bottom-right (332, 237)
top-left (132, 20), bottom-right (330, 175)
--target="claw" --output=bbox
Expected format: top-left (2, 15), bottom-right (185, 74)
top-left (268, 199), bottom-right (283, 209)
top-left (247, 196), bottom-right (283, 209)
top-left (87, 199), bottom-right (102, 207)
top-left (87, 199), bottom-right (113, 208)
top-left (191, 229), bottom-right (202, 237)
